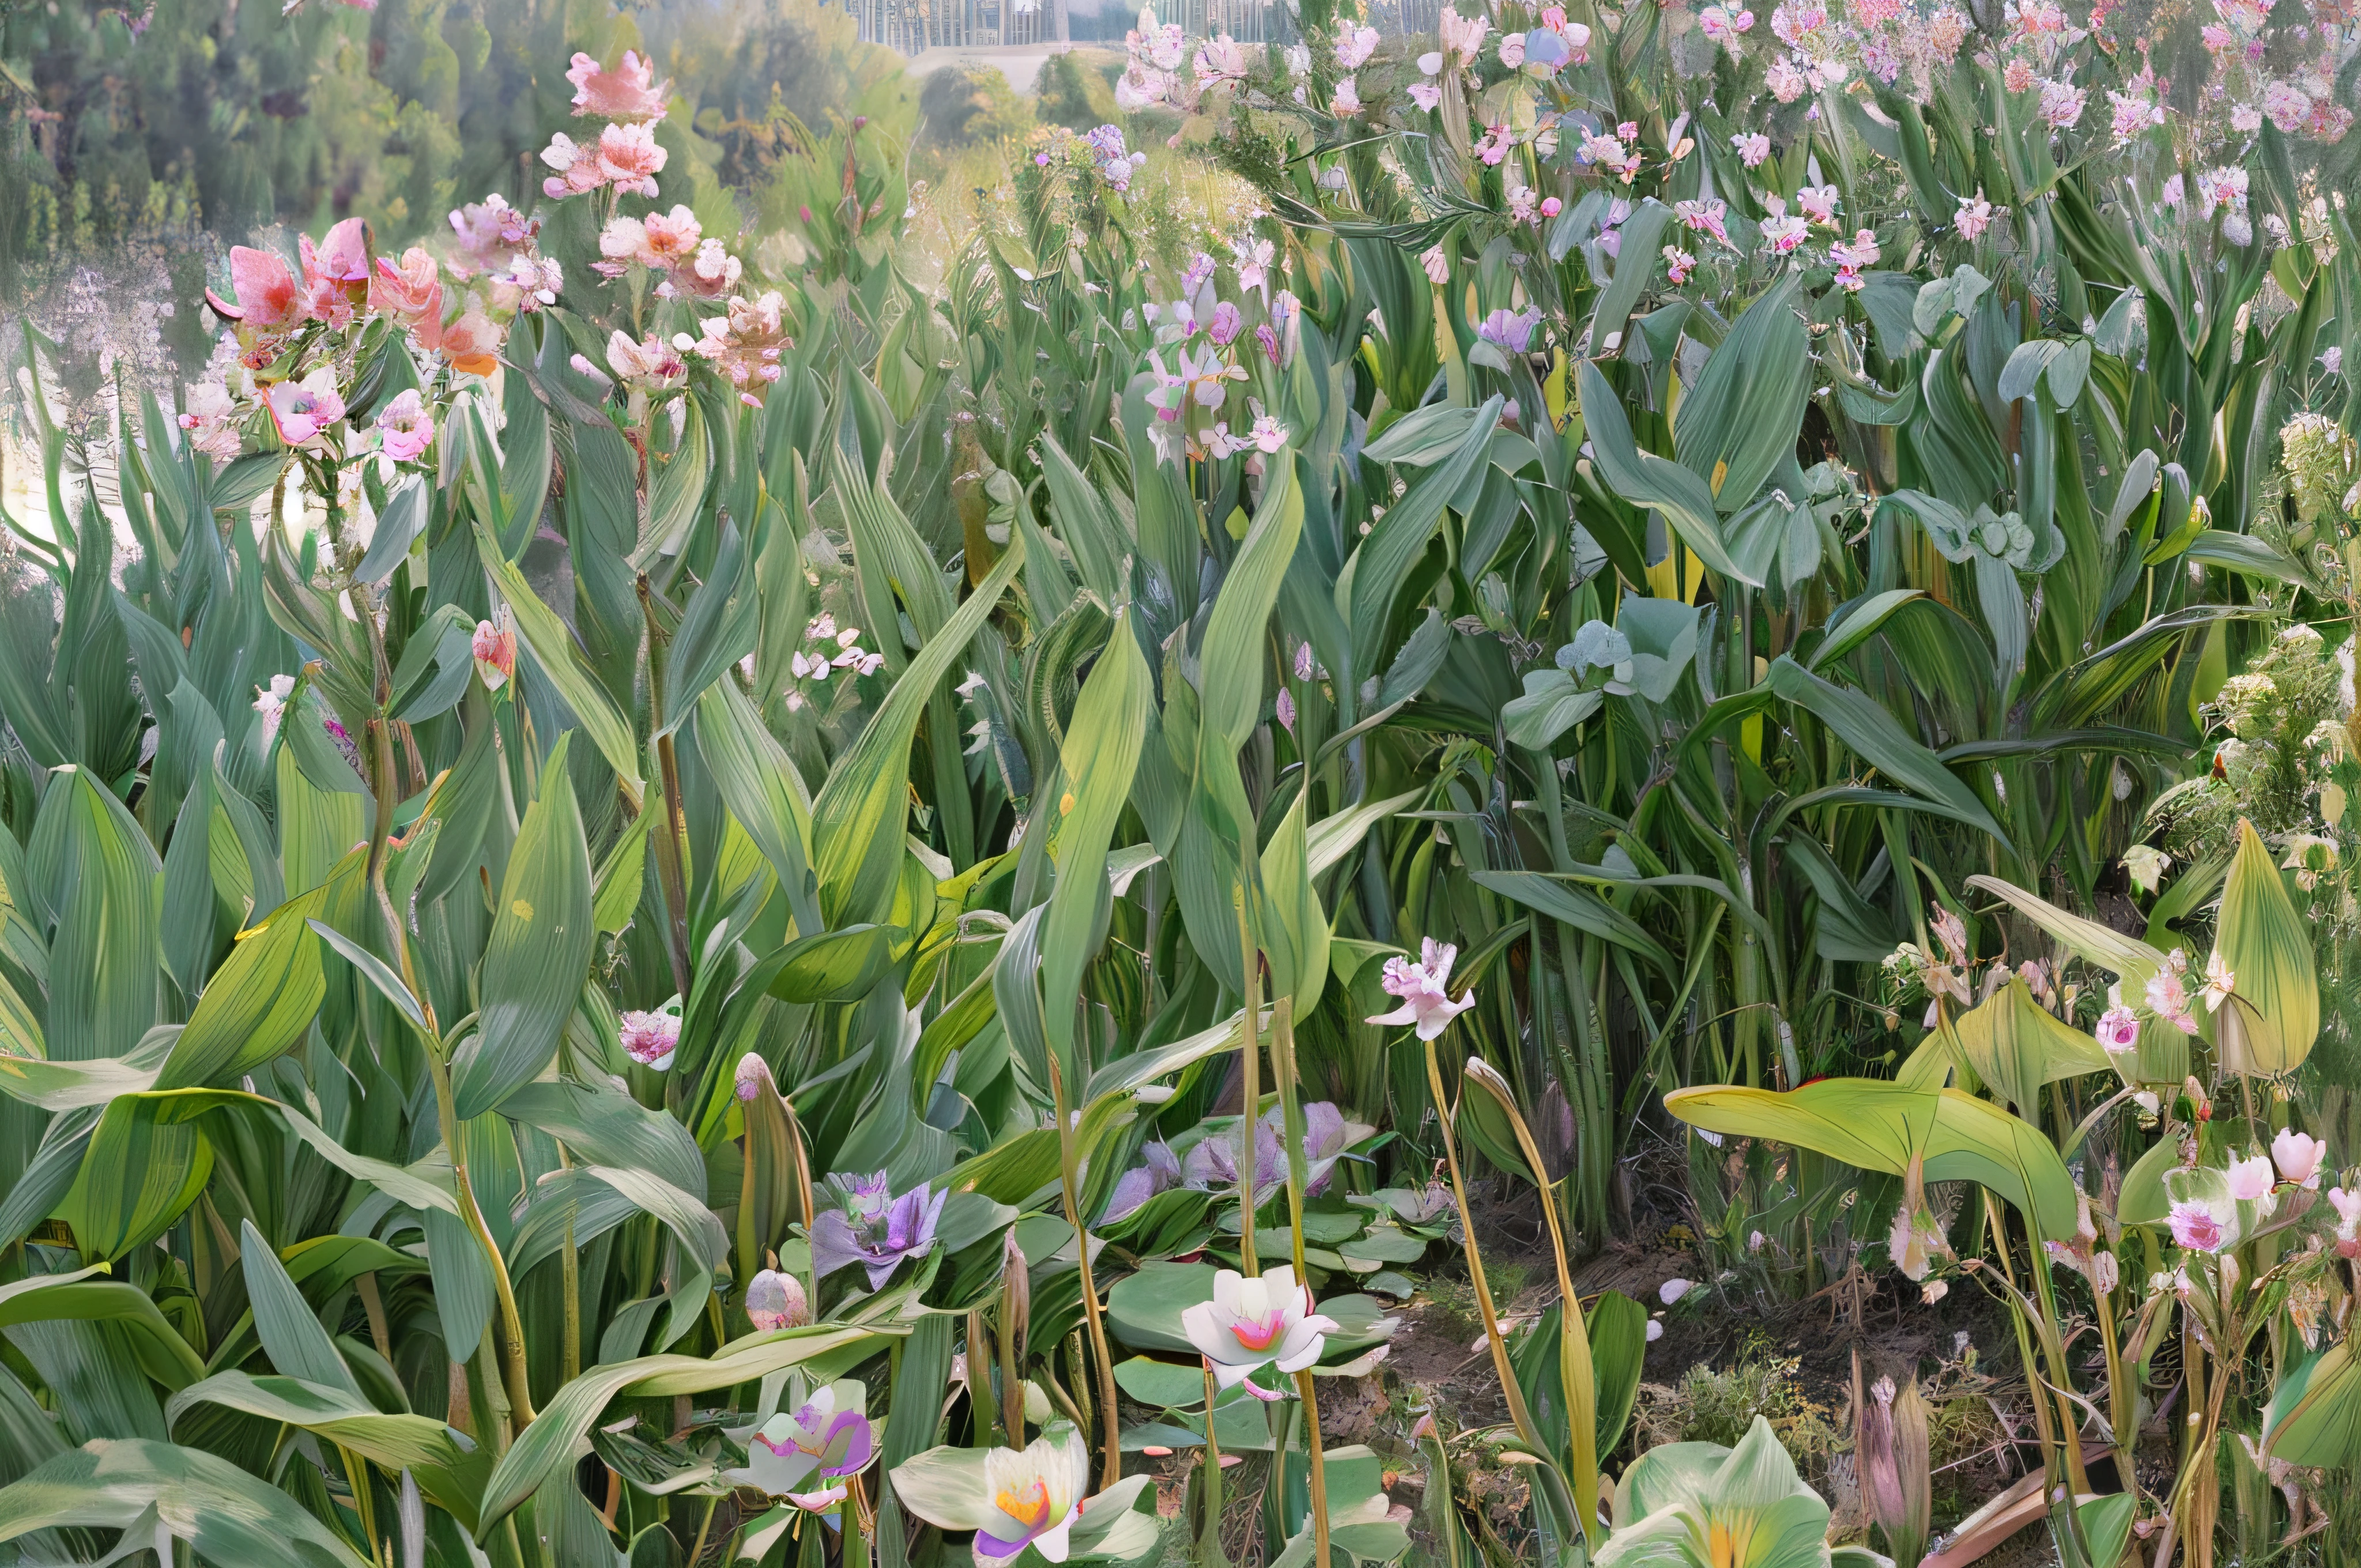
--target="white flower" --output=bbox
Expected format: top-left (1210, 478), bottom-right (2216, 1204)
top-left (1182, 1266), bottom-right (1340, 1399)
top-left (1658, 1277), bottom-right (1694, 1305)
top-left (252, 673), bottom-right (296, 742)
top-left (2121, 843), bottom-right (2171, 894)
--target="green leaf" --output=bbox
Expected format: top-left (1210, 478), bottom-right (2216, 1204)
top-left (474, 1326), bottom-right (883, 1537)
top-left (0, 1438), bottom-right (375, 1567)
top-left (2212, 818), bottom-right (2317, 1075)
top-left (239, 1219), bottom-right (359, 1397)
top-left (1765, 657), bottom-right (2005, 838)
top-left (470, 511), bottom-right (644, 808)
top-left (55, 1091), bottom-right (214, 1260)
top-left (0, 1268), bottom-right (205, 1391)
top-left (1808, 590), bottom-right (1926, 670)
top-left (1042, 605), bottom-right (1152, 1080)
top-left (695, 677), bottom-right (819, 935)
top-left (1347, 401), bottom-right (1497, 666)
top-left (2265, 1340), bottom-right (2361, 1469)
top-left (1576, 361), bottom-right (1758, 587)
top-left (768, 924), bottom-right (904, 1004)
top-left (809, 538), bottom-right (1023, 929)
top-left (1471, 870), bottom-right (1676, 976)
top-left (1502, 670), bottom-right (1604, 750)
top-left (152, 885), bottom-right (330, 1090)
top-left (164, 1371), bottom-right (488, 1532)
top-left (1964, 875), bottom-right (2168, 994)
top-left (1673, 275), bottom-right (1809, 512)
top-left (1257, 792), bottom-right (1332, 1019)
top-left (452, 734), bottom-right (596, 1120)
top-left (306, 918), bottom-right (423, 1030)
top-left (27, 767), bottom-right (160, 1061)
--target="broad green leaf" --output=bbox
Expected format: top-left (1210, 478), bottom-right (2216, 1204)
top-left (164, 1371), bottom-right (488, 1532)
top-left (1766, 657), bottom-right (2005, 838)
top-left (768, 924), bottom-right (904, 1004)
top-left (1042, 605), bottom-right (1152, 1080)
top-left (1257, 792), bottom-right (1332, 1019)
top-left (152, 885), bottom-right (330, 1090)
top-left (55, 1092), bottom-right (214, 1260)
top-left (1576, 360), bottom-right (1758, 586)
top-left (1673, 274), bottom-right (1808, 512)
top-left (26, 767), bottom-right (159, 1061)
top-left (1348, 404), bottom-right (1496, 666)
top-left (1808, 590), bottom-right (1927, 670)
top-left (1471, 870), bottom-right (1676, 976)
top-left (471, 510), bottom-right (644, 807)
top-left (474, 1325), bottom-right (883, 1536)
top-left (2265, 1340), bottom-right (2361, 1469)
top-left (1305, 789), bottom-right (1423, 879)
top-left (1943, 981), bottom-right (2110, 1119)
top-left (2211, 818), bottom-right (2317, 1075)
top-left (238, 1220), bottom-right (357, 1397)
top-left (0, 1438), bottom-right (374, 1567)
top-left (499, 1079), bottom-right (706, 1198)
top-left (0, 1268), bottom-right (205, 1392)
top-left (810, 538), bottom-right (1023, 929)
top-left (452, 734), bottom-right (595, 1120)
top-left (695, 677), bottom-right (819, 935)
top-left (1964, 875), bottom-right (2168, 993)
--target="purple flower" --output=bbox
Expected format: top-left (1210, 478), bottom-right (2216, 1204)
top-left (810, 1172), bottom-right (947, 1289)
top-left (1208, 300), bottom-right (1243, 346)
top-left (1183, 1117), bottom-right (1288, 1201)
top-left (1477, 307), bottom-right (1541, 355)
top-left (1100, 1140), bottom-right (1182, 1223)
top-left (1276, 688), bottom-right (1298, 734)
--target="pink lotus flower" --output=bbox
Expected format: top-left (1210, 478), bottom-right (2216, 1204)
top-left (2095, 1006), bottom-right (2141, 1054)
top-left (264, 367), bottom-right (346, 450)
top-left (376, 389), bottom-right (435, 463)
top-left (566, 50), bottom-right (669, 123)
top-left (2168, 1201), bottom-right (2226, 1252)
top-left (595, 122), bottom-right (667, 198)
top-left (472, 615), bottom-right (516, 691)
top-left (620, 1009), bottom-right (682, 1071)
top-left (2272, 1129), bottom-right (2325, 1190)
top-left (2226, 1155), bottom-right (2275, 1203)
top-left (1368, 938), bottom-right (1476, 1041)
top-left (369, 247), bottom-right (443, 332)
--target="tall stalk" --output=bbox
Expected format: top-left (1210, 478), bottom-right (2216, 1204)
top-left (1268, 1000), bottom-right (1331, 1568)
top-left (1047, 1057), bottom-right (1122, 1490)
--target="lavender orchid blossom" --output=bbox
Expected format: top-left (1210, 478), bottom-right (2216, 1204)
top-left (733, 1378), bottom-right (878, 1513)
top-left (1100, 1139), bottom-right (1183, 1223)
top-left (809, 1171), bottom-right (948, 1290)
top-left (1108, 1102), bottom-right (1373, 1217)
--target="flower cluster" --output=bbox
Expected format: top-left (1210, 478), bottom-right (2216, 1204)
top-left (541, 52), bottom-right (672, 201)
top-left (782, 613), bottom-right (884, 713)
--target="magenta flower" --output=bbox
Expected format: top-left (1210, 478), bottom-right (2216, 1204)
top-left (264, 368), bottom-right (346, 451)
top-left (376, 389), bottom-right (435, 463)
top-left (619, 1009), bottom-right (681, 1071)
top-left (2095, 1006), bottom-right (2140, 1054)
top-left (810, 1173), bottom-right (947, 1290)
top-left (2168, 1201), bottom-right (2226, 1253)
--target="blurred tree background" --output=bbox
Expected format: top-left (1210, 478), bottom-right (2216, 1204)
top-left (0, 0), bottom-right (930, 372)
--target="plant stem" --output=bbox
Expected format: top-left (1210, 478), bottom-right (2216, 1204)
top-left (1198, 1363), bottom-right (1227, 1568)
top-left (1293, 1369), bottom-right (1333, 1568)
top-left (1233, 880), bottom-right (1260, 1279)
top-left (1047, 1056), bottom-right (1122, 1491)
top-left (638, 575), bottom-right (693, 998)
top-left (1423, 1035), bottom-right (1545, 1450)
top-left (1267, 1001), bottom-right (1332, 1564)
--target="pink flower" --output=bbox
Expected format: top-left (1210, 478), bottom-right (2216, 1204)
top-left (1663, 246), bottom-right (1696, 284)
top-left (376, 389), bottom-right (435, 463)
top-left (1732, 131), bottom-right (1772, 166)
top-left (2037, 79), bottom-right (2086, 129)
top-left (1408, 79), bottom-right (1443, 111)
top-left (2095, 1006), bottom-right (2140, 1053)
top-left (500, 255), bottom-right (562, 312)
top-left (206, 246), bottom-right (306, 358)
top-left (264, 367), bottom-right (346, 450)
top-left (2329, 1187), bottom-right (2361, 1253)
top-left (609, 330), bottom-right (688, 393)
top-left (1330, 77), bottom-right (1363, 115)
top-left (446, 194), bottom-right (538, 278)
top-left (1336, 23), bottom-right (1381, 69)
top-left (1497, 31), bottom-right (1527, 68)
top-left (177, 383), bottom-right (244, 462)
top-left (472, 615), bottom-right (516, 692)
top-left (2145, 962), bottom-right (2197, 1035)
top-left (2167, 1201), bottom-right (2226, 1252)
top-left (567, 50), bottom-right (669, 123)
top-left (620, 1009), bottom-right (682, 1071)
top-left (299, 217), bottom-right (372, 329)
top-left (1759, 206), bottom-right (1809, 254)
top-left (2226, 1155), bottom-right (2276, 1202)
top-left (1955, 192), bottom-right (1995, 240)
top-left (680, 292), bottom-right (792, 406)
top-left (1540, 196), bottom-right (1562, 218)
top-left (540, 132), bottom-right (608, 199)
top-left (744, 1269), bottom-right (810, 1332)
top-left (2271, 1130), bottom-right (2325, 1190)
top-left (595, 122), bottom-right (667, 198)
top-left (369, 247), bottom-right (443, 332)
top-left (1766, 57), bottom-right (1808, 101)
top-left (1231, 236), bottom-right (1274, 301)
top-left (1674, 198), bottom-right (1730, 245)
top-left (1276, 688), bottom-right (1298, 734)
top-left (1796, 183), bottom-right (1840, 227)
top-left (1367, 938), bottom-right (1477, 1041)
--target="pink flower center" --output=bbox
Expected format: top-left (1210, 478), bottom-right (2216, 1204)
top-left (1229, 1310), bottom-right (1287, 1352)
